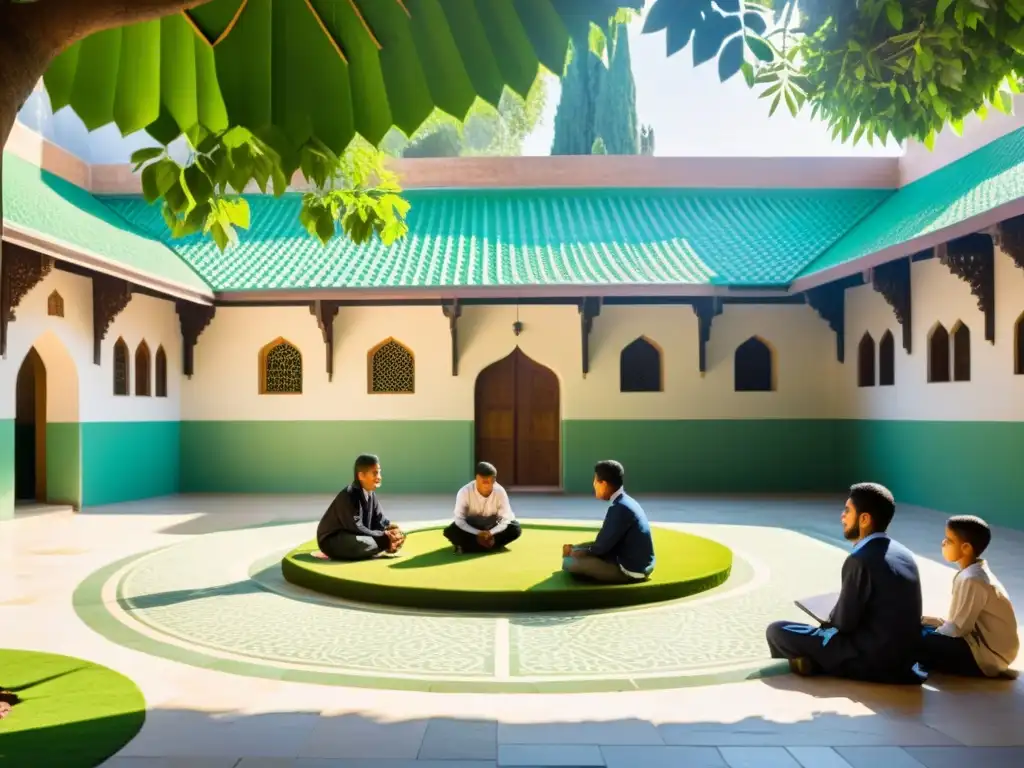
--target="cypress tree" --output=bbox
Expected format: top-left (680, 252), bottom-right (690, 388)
top-left (550, 40), bottom-right (601, 155)
top-left (551, 24), bottom-right (640, 156)
top-left (593, 26), bottom-right (639, 155)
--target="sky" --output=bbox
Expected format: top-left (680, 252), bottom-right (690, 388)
top-left (521, 14), bottom-right (902, 158)
top-left (19, 8), bottom-right (903, 163)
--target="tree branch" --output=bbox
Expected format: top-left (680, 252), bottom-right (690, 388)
top-left (32, 0), bottom-right (217, 50)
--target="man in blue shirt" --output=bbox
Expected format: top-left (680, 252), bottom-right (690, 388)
top-left (562, 460), bottom-right (655, 583)
top-left (765, 482), bottom-right (925, 684)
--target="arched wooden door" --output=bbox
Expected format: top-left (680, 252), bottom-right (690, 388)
top-left (475, 348), bottom-right (560, 487)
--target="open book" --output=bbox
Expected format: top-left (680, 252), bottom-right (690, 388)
top-left (795, 592), bottom-right (839, 624)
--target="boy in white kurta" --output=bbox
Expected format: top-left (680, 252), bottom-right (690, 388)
top-left (920, 515), bottom-right (1019, 678)
top-left (443, 462), bottom-right (522, 554)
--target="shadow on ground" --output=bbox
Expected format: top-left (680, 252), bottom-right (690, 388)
top-left (6, 672), bottom-right (1023, 767)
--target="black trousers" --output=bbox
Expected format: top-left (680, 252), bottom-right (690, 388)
top-left (919, 627), bottom-right (985, 677)
top-left (766, 620), bottom-right (924, 684)
top-left (443, 520), bottom-right (522, 552)
top-left (320, 532), bottom-right (384, 561)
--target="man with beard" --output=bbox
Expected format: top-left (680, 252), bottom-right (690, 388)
top-left (765, 482), bottom-right (925, 684)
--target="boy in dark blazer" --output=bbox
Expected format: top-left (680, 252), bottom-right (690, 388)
top-left (562, 460), bottom-right (655, 583)
top-left (317, 454), bottom-right (405, 560)
top-left (766, 482), bottom-right (925, 684)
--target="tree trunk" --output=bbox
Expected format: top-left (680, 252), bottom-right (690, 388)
top-left (0, 0), bottom-right (213, 355)
top-left (1, 0), bottom-right (214, 151)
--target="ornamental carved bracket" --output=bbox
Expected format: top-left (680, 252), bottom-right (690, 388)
top-left (872, 257), bottom-right (912, 353)
top-left (442, 300), bottom-right (461, 376)
top-left (942, 233), bottom-right (995, 343)
top-left (176, 300), bottom-right (216, 378)
top-left (998, 215), bottom-right (1024, 274)
top-left (92, 274), bottom-right (133, 365)
top-left (579, 297), bottom-right (601, 377)
top-left (805, 281), bottom-right (847, 363)
top-left (310, 300), bottom-right (341, 381)
top-left (692, 297), bottom-right (723, 374)
top-left (0, 243), bottom-right (54, 356)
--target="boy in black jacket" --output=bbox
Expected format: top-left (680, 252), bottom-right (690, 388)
top-left (317, 454), bottom-right (404, 560)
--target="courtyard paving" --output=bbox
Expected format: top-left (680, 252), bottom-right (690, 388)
top-left (1, 493), bottom-right (1023, 767)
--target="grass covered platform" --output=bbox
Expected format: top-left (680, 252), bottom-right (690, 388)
top-left (282, 522), bottom-right (733, 612)
top-left (0, 649), bottom-right (146, 767)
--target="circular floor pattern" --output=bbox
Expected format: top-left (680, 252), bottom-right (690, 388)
top-left (0, 648), bottom-right (146, 767)
top-left (73, 520), bottom-right (850, 693)
top-left (282, 522), bottom-right (734, 612)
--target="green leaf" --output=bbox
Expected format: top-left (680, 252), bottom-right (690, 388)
top-left (855, 64), bottom-right (866, 80)
top-left (936, 0), bottom-right (955, 22)
top-left (1007, 27), bottom-right (1024, 56)
top-left (219, 198), bottom-right (251, 230)
top-left (993, 91), bottom-right (1013, 114)
top-left (315, 207), bottom-right (336, 245)
top-left (745, 35), bottom-right (774, 63)
top-left (885, 2), bottom-right (903, 31)
top-left (222, 126), bottom-right (254, 150)
top-left (209, 221), bottom-right (230, 252)
top-left (718, 35), bottom-right (744, 81)
top-left (740, 61), bottom-right (756, 87)
top-left (140, 164), bottom-right (161, 203)
top-left (130, 146), bottom-right (164, 166)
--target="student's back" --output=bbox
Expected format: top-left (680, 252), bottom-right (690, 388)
top-left (844, 536), bottom-right (923, 675)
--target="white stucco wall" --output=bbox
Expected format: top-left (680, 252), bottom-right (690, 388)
top-left (182, 302), bottom-right (837, 421)
top-left (0, 268), bottom-right (183, 422)
top-left (839, 248), bottom-right (1024, 421)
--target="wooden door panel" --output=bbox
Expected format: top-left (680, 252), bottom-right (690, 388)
top-left (475, 351), bottom-right (517, 482)
top-left (514, 350), bottom-right (560, 487)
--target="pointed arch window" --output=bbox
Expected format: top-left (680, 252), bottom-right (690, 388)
top-left (734, 336), bottom-right (774, 392)
top-left (155, 346), bottom-right (168, 397)
top-left (259, 338), bottom-right (303, 394)
top-left (135, 341), bottom-right (151, 396)
top-left (857, 333), bottom-right (875, 387)
top-left (369, 338), bottom-right (415, 394)
top-left (47, 290), bottom-right (64, 318)
top-left (879, 331), bottom-right (895, 387)
top-left (952, 322), bottom-right (971, 382)
top-left (620, 336), bottom-right (663, 392)
top-left (113, 338), bottom-right (130, 396)
top-left (928, 324), bottom-right (950, 383)
top-left (1015, 312), bottom-right (1024, 375)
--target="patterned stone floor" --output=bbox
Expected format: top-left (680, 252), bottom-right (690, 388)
top-left (3, 493), bottom-right (1024, 767)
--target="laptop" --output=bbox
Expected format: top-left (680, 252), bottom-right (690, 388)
top-left (795, 592), bottom-right (839, 624)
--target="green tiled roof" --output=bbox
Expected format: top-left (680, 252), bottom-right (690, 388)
top-left (2, 151), bottom-right (212, 296)
top-left (799, 126), bottom-right (1024, 279)
top-left (103, 187), bottom-right (891, 291)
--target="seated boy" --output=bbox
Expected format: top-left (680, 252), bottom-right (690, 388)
top-left (562, 460), bottom-right (654, 583)
top-left (443, 461), bottom-right (522, 554)
top-left (316, 454), bottom-right (404, 561)
top-left (920, 515), bottom-right (1019, 678)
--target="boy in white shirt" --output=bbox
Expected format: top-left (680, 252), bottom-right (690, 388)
top-left (443, 462), bottom-right (522, 554)
top-left (920, 515), bottom-right (1020, 678)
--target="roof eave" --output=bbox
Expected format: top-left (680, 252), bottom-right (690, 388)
top-left (214, 283), bottom-right (797, 303)
top-left (2, 223), bottom-right (215, 305)
top-left (788, 195), bottom-right (1024, 293)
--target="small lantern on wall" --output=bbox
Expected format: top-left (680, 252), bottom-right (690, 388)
top-left (512, 320), bottom-right (523, 336)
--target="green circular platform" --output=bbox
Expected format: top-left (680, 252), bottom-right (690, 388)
top-left (281, 522), bottom-right (733, 612)
top-left (0, 649), bottom-right (146, 767)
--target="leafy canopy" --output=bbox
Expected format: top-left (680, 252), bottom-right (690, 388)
top-left (133, 130), bottom-right (408, 252)
top-left (645, 0), bottom-right (1024, 148)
